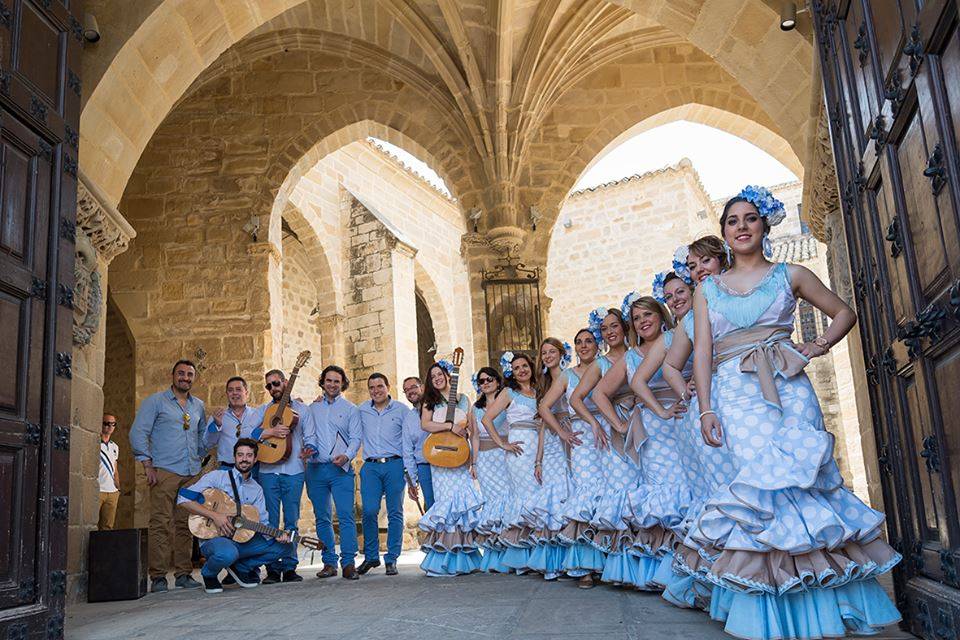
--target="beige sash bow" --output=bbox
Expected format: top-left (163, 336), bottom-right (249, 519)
top-left (609, 392), bottom-right (643, 464)
top-left (552, 411), bottom-right (574, 466)
top-left (509, 420), bottom-right (539, 431)
top-left (713, 326), bottom-right (808, 411)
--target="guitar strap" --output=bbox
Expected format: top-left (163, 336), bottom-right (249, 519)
top-left (227, 469), bottom-right (242, 518)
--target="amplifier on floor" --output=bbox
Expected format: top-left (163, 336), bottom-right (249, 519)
top-left (87, 528), bottom-right (148, 602)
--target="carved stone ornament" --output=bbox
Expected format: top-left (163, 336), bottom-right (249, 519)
top-left (72, 233), bottom-right (102, 347)
top-left (76, 172), bottom-right (136, 263)
top-left (802, 102), bottom-right (840, 243)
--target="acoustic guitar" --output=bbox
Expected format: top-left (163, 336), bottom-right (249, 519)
top-left (187, 488), bottom-right (324, 549)
top-left (257, 350), bottom-right (311, 465)
top-left (422, 348), bottom-right (470, 468)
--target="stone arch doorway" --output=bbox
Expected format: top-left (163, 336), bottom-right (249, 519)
top-left (415, 288), bottom-right (438, 380)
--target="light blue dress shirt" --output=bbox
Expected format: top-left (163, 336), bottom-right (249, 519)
top-left (302, 394), bottom-right (361, 464)
top-left (252, 399), bottom-right (309, 475)
top-left (129, 388), bottom-right (206, 476)
top-left (203, 405), bottom-right (262, 464)
top-left (401, 404), bottom-right (427, 482)
top-left (357, 398), bottom-right (407, 459)
top-left (177, 468), bottom-right (268, 524)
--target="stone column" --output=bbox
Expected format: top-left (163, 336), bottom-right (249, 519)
top-left (67, 173), bottom-right (136, 602)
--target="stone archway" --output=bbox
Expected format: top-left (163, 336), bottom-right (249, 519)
top-left (415, 289), bottom-right (437, 380)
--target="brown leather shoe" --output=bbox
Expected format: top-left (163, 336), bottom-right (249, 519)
top-left (341, 564), bottom-right (359, 580)
top-left (315, 565), bottom-right (337, 579)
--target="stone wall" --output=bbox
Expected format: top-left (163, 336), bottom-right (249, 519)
top-left (280, 238), bottom-right (326, 398)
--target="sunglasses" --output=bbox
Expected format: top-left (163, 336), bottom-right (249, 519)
top-left (477, 377), bottom-right (495, 385)
top-left (264, 380), bottom-right (283, 390)
top-left (181, 413), bottom-right (191, 431)
top-left (102, 421), bottom-right (117, 426)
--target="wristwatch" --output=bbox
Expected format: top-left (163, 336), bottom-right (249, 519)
top-left (814, 336), bottom-right (831, 352)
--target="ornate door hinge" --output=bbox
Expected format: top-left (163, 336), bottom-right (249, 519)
top-left (904, 23), bottom-right (923, 75)
top-left (854, 21), bottom-right (870, 65)
top-left (920, 435), bottom-right (941, 473)
top-left (53, 424), bottom-right (70, 451)
top-left (885, 215), bottom-right (903, 258)
top-left (55, 352), bottom-right (72, 379)
top-left (923, 143), bottom-right (946, 195)
top-left (897, 305), bottom-right (946, 359)
top-left (31, 277), bottom-right (48, 300)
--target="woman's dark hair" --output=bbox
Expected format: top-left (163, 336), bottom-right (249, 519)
top-left (421, 362), bottom-right (451, 411)
top-left (719, 196), bottom-right (770, 236)
top-left (505, 353), bottom-right (538, 391)
top-left (687, 235), bottom-right (729, 272)
top-left (536, 337), bottom-right (566, 402)
top-left (473, 366), bottom-right (503, 409)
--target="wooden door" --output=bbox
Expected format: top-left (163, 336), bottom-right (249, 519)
top-left (0, 0), bottom-right (81, 637)
top-left (815, 1), bottom-right (960, 636)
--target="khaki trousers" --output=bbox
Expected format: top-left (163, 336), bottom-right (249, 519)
top-left (98, 491), bottom-right (120, 530)
top-left (149, 469), bottom-right (200, 579)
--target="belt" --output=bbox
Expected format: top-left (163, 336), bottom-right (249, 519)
top-left (714, 326), bottom-right (807, 411)
top-left (509, 420), bottom-right (539, 431)
top-left (364, 455), bottom-right (401, 463)
top-left (478, 439), bottom-right (500, 452)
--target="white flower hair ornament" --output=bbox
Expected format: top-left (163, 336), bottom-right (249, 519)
top-left (737, 185), bottom-right (786, 227)
top-left (436, 359), bottom-right (454, 375)
top-left (499, 351), bottom-right (515, 378)
top-left (672, 245), bottom-right (693, 283)
top-left (620, 291), bottom-right (641, 323)
top-left (560, 341), bottom-right (573, 370)
top-left (651, 271), bottom-right (670, 304)
top-left (587, 307), bottom-right (608, 346)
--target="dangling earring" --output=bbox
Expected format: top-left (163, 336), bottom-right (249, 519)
top-left (762, 234), bottom-right (773, 259)
top-left (723, 240), bottom-right (733, 265)
top-left (660, 322), bottom-right (667, 333)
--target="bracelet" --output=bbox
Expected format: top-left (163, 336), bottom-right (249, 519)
top-left (698, 410), bottom-right (717, 420)
top-left (534, 461), bottom-right (542, 468)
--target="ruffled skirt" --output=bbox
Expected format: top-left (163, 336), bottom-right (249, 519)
top-left (500, 429), bottom-right (540, 572)
top-left (418, 465), bottom-right (483, 576)
top-left (558, 418), bottom-right (606, 575)
top-left (476, 446), bottom-right (511, 573)
top-left (675, 362), bottom-right (901, 638)
top-left (524, 433), bottom-right (571, 579)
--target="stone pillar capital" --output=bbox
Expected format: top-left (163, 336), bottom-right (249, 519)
top-left (76, 171), bottom-right (136, 263)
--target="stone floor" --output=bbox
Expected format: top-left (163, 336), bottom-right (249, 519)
top-left (67, 552), bottom-right (916, 640)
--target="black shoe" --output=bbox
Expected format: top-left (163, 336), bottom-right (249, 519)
top-left (262, 570), bottom-right (282, 585)
top-left (202, 575), bottom-right (223, 594)
top-left (221, 572), bottom-right (236, 586)
top-left (282, 570), bottom-right (303, 583)
top-left (385, 563), bottom-right (398, 576)
top-left (226, 566), bottom-right (260, 588)
top-left (174, 575), bottom-right (202, 590)
top-left (151, 577), bottom-right (168, 593)
top-left (356, 559), bottom-right (381, 575)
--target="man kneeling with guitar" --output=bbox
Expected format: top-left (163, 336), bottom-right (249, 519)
top-left (177, 438), bottom-right (320, 593)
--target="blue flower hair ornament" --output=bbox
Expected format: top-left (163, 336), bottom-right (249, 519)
top-left (672, 245), bottom-right (692, 283)
top-left (651, 271), bottom-right (669, 304)
top-left (499, 351), bottom-right (515, 378)
top-left (560, 341), bottom-right (573, 370)
top-left (587, 306), bottom-right (608, 345)
top-left (620, 291), bottom-right (641, 323)
top-left (471, 372), bottom-right (481, 394)
top-left (436, 359), bottom-right (454, 375)
top-left (737, 185), bottom-right (786, 227)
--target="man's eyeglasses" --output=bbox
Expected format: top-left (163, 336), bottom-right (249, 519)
top-left (102, 421), bottom-right (117, 427)
top-left (265, 380), bottom-right (283, 390)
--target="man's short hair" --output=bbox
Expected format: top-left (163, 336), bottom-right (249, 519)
top-left (367, 372), bottom-right (389, 386)
top-left (402, 376), bottom-right (422, 387)
top-left (172, 359), bottom-right (196, 374)
top-left (264, 369), bottom-right (285, 381)
top-left (226, 376), bottom-right (248, 389)
top-left (234, 438), bottom-right (259, 456)
top-left (320, 365), bottom-right (350, 392)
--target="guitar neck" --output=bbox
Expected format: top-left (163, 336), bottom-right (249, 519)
top-left (274, 368), bottom-right (301, 416)
top-left (238, 517), bottom-right (295, 542)
top-left (444, 366), bottom-right (460, 422)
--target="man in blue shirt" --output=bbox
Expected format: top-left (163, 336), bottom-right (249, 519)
top-left (356, 373), bottom-right (408, 576)
top-left (177, 438), bottom-right (292, 594)
top-left (203, 376), bottom-right (263, 470)
top-left (400, 376), bottom-right (433, 510)
top-left (129, 360), bottom-right (207, 593)
top-left (302, 365), bottom-right (362, 580)
top-left (250, 369), bottom-right (308, 584)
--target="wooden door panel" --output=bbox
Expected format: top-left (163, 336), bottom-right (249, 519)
top-left (869, 178), bottom-right (911, 323)
top-left (16, 1), bottom-right (66, 106)
top-left (842, 0), bottom-right (883, 138)
top-left (868, 0), bottom-right (907, 83)
top-left (0, 290), bottom-right (26, 413)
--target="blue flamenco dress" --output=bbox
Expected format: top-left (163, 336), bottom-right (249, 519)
top-left (558, 368), bottom-right (607, 577)
top-left (499, 389), bottom-right (541, 572)
top-left (418, 394), bottom-right (483, 576)
top-left (678, 263), bottom-right (901, 639)
top-left (474, 405), bottom-right (511, 573)
top-left (590, 352), bottom-right (645, 587)
top-left (525, 395), bottom-right (572, 580)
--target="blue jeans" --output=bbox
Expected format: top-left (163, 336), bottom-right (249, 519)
top-left (360, 457), bottom-right (404, 564)
top-left (199, 533), bottom-right (291, 578)
top-left (305, 462), bottom-right (358, 568)
top-left (258, 472), bottom-right (304, 571)
top-left (417, 462), bottom-right (435, 511)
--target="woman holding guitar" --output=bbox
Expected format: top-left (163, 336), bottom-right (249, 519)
top-left (480, 353), bottom-right (537, 573)
top-left (417, 361), bottom-right (482, 576)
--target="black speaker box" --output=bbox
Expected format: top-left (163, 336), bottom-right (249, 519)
top-left (87, 528), bottom-right (148, 602)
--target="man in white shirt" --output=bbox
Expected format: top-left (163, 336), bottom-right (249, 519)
top-left (98, 413), bottom-right (121, 530)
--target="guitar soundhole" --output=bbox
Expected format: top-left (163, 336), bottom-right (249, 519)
top-left (436, 445), bottom-right (458, 452)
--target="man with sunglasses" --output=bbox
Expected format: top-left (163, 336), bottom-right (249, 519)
top-left (400, 377), bottom-right (434, 510)
top-left (247, 369), bottom-right (308, 583)
top-left (98, 413), bottom-right (121, 530)
top-left (129, 359), bottom-right (207, 593)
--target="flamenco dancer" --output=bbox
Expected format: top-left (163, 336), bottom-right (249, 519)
top-left (568, 306), bottom-right (643, 587)
top-left (417, 361), bottom-right (482, 576)
top-left (468, 367), bottom-right (512, 573)
top-left (682, 186), bottom-right (901, 639)
top-left (593, 294), bottom-right (686, 590)
top-left (539, 329), bottom-right (605, 588)
top-left (526, 338), bottom-right (576, 580)
top-left (481, 353), bottom-right (539, 573)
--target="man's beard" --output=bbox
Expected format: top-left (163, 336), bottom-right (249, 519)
top-left (236, 461), bottom-right (253, 473)
top-left (175, 381), bottom-right (192, 391)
